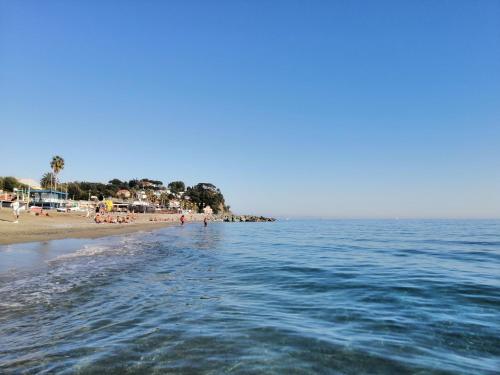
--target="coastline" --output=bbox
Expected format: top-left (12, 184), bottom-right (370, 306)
top-left (0, 210), bottom-right (204, 245)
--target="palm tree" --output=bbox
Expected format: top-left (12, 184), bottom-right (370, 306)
top-left (146, 190), bottom-right (157, 205)
top-left (50, 155), bottom-right (65, 191)
top-left (40, 172), bottom-right (56, 189)
top-left (159, 192), bottom-right (170, 207)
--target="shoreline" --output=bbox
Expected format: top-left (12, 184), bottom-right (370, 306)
top-left (0, 210), bottom-right (205, 245)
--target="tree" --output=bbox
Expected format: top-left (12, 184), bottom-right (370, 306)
top-left (41, 172), bottom-right (56, 189)
top-left (158, 192), bottom-right (170, 207)
top-left (108, 178), bottom-right (123, 186)
top-left (186, 183), bottom-right (226, 214)
top-left (168, 181), bottom-right (185, 194)
top-left (146, 190), bottom-right (157, 204)
top-left (67, 182), bottom-right (83, 200)
top-left (2, 176), bottom-right (20, 192)
top-left (50, 155), bottom-right (65, 191)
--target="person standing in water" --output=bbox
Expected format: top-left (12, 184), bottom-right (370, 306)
top-left (204, 217), bottom-right (208, 227)
top-left (11, 196), bottom-right (21, 224)
top-left (180, 214), bottom-right (185, 225)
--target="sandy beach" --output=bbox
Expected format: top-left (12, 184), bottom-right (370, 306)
top-left (0, 209), bottom-right (205, 245)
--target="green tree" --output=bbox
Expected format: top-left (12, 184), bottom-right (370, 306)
top-left (186, 183), bottom-right (226, 214)
top-left (50, 155), bottom-right (65, 190)
top-left (109, 178), bottom-right (123, 186)
top-left (145, 190), bottom-right (157, 204)
top-left (67, 182), bottom-right (83, 200)
top-left (168, 181), bottom-right (185, 194)
top-left (41, 172), bottom-right (56, 189)
top-left (158, 192), bottom-right (170, 206)
top-left (2, 176), bottom-right (20, 192)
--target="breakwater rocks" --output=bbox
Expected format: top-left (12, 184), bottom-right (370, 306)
top-left (222, 215), bottom-right (276, 222)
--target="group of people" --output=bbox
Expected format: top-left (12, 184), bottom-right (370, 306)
top-left (8, 196), bottom-right (211, 228)
top-left (94, 213), bottom-right (138, 224)
top-left (180, 214), bottom-right (208, 226)
top-left (149, 216), bottom-right (176, 222)
top-left (149, 214), bottom-right (209, 226)
top-left (34, 209), bottom-right (50, 217)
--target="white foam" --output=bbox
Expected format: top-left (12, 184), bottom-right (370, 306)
top-left (1, 236), bottom-right (147, 310)
top-left (0, 302), bottom-right (24, 308)
top-left (49, 244), bottom-right (112, 262)
top-left (48, 235), bottom-right (142, 263)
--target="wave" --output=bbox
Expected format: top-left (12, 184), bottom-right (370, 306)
top-left (0, 237), bottom-right (148, 313)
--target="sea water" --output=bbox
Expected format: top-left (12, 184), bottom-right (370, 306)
top-left (0, 220), bottom-right (499, 374)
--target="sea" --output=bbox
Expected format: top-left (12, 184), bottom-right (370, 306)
top-left (0, 220), bottom-right (499, 374)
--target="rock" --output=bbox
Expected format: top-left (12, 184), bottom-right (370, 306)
top-left (219, 214), bottom-right (276, 222)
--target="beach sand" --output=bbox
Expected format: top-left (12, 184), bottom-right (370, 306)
top-left (0, 209), bottom-right (203, 245)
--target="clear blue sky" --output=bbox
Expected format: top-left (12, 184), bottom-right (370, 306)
top-left (1, 0), bottom-right (499, 218)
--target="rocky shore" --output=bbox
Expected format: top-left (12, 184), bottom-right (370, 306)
top-left (221, 215), bottom-right (276, 222)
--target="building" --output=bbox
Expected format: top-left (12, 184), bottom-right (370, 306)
top-left (116, 189), bottom-right (131, 199)
top-left (0, 192), bottom-right (15, 207)
top-left (168, 199), bottom-right (180, 209)
top-left (30, 189), bottom-right (68, 209)
top-left (137, 190), bottom-right (148, 200)
top-left (203, 205), bottom-right (213, 215)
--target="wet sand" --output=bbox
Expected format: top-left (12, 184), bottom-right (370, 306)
top-left (0, 210), bottom-right (203, 245)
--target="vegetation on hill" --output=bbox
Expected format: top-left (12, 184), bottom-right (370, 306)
top-left (0, 177), bottom-right (28, 192)
top-left (64, 179), bottom-right (228, 214)
top-left (1, 154), bottom-right (230, 214)
top-left (168, 181), bottom-right (185, 194)
top-left (187, 183), bottom-right (228, 214)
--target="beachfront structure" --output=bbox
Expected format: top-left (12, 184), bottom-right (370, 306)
top-left (137, 190), bottom-right (148, 200)
top-left (0, 192), bottom-right (15, 208)
top-left (29, 189), bottom-right (68, 209)
top-left (168, 200), bottom-right (180, 209)
top-left (129, 200), bottom-right (155, 213)
top-left (116, 189), bottom-right (131, 199)
top-left (203, 205), bottom-right (213, 215)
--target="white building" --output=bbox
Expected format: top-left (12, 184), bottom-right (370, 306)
top-left (168, 200), bottom-right (180, 209)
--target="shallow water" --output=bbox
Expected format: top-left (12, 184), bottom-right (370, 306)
top-left (0, 220), bottom-right (499, 374)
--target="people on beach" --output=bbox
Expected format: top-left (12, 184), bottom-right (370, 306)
top-left (148, 216), bottom-right (173, 222)
top-left (35, 208), bottom-right (50, 217)
top-left (92, 213), bottom-right (209, 226)
top-left (94, 212), bottom-right (137, 224)
top-left (11, 197), bottom-right (20, 223)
